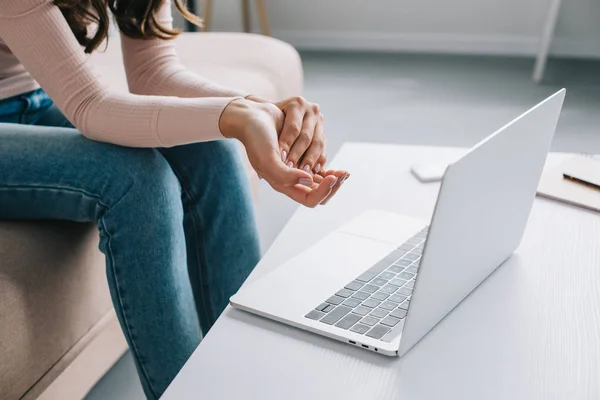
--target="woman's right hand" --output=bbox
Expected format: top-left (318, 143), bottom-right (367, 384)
top-left (220, 98), bottom-right (346, 208)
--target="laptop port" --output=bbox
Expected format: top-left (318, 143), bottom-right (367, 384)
top-left (349, 340), bottom-right (356, 344)
top-left (362, 344), bottom-right (369, 349)
top-left (374, 348), bottom-right (378, 352)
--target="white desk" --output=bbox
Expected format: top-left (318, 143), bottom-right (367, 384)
top-left (163, 143), bottom-right (600, 400)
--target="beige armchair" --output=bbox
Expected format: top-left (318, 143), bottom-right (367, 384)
top-left (0, 32), bottom-right (302, 400)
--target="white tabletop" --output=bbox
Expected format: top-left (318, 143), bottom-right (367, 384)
top-left (163, 143), bottom-right (600, 400)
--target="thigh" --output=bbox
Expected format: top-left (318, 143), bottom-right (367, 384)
top-left (0, 123), bottom-right (151, 221)
top-left (158, 140), bottom-right (252, 203)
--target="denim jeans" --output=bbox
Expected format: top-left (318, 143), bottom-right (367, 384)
top-left (0, 89), bottom-right (261, 399)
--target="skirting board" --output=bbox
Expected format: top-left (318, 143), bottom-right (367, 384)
top-left (273, 30), bottom-right (600, 59)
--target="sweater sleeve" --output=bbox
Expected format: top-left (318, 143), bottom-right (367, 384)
top-left (0, 0), bottom-right (239, 147)
top-left (121, 0), bottom-right (248, 99)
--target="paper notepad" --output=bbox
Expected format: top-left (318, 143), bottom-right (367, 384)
top-left (537, 155), bottom-right (600, 212)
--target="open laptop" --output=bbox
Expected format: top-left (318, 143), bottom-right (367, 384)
top-left (231, 89), bottom-right (565, 357)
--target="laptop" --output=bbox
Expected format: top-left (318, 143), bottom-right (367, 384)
top-left (231, 89), bottom-right (565, 357)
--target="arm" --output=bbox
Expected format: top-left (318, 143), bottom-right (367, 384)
top-left (121, 0), bottom-right (247, 98)
top-left (0, 0), bottom-right (238, 147)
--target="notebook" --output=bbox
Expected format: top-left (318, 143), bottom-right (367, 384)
top-left (537, 155), bottom-right (600, 212)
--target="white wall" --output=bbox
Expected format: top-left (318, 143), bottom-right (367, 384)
top-left (194, 0), bottom-right (600, 58)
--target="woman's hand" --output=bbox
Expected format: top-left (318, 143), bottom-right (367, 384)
top-left (220, 98), bottom-right (343, 207)
top-left (247, 95), bottom-right (326, 174)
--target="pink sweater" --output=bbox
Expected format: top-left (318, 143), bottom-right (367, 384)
top-left (0, 0), bottom-right (248, 147)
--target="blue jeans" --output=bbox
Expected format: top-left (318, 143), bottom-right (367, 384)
top-left (0, 89), bottom-right (261, 399)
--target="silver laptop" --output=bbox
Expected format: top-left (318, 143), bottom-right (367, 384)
top-left (231, 89), bottom-right (565, 357)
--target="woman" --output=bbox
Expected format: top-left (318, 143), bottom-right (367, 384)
top-left (0, 0), bottom-right (348, 398)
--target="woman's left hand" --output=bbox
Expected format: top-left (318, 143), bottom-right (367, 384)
top-left (247, 95), bottom-right (326, 174)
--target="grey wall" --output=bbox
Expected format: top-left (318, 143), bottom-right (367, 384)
top-left (194, 0), bottom-right (600, 57)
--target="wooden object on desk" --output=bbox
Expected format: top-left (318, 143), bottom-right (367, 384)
top-left (202, 0), bottom-right (271, 36)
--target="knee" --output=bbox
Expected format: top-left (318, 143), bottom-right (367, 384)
top-left (98, 147), bottom-right (181, 213)
top-left (207, 142), bottom-right (254, 209)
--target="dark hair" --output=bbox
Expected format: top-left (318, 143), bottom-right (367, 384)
top-left (53, 0), bottom-right (201, 53)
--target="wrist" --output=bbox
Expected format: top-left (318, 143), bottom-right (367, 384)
top-left (220, 98), bottom-right (251, 141)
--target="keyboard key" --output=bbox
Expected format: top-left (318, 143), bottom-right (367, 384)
top-left (379, 284), bottom-right (397, 294)
top-left (387, 265), bottom-right (404, 273)
top-left (335, 288), bottom-right (354, 298)
top-left (360, 316), bottom-right (379, 326)
top-left (397, 243), bottom-right (414, 251)
top-left (414, 259), bottom-right (421, 266)
top-left (379, 301), bottom-right (398, 311)
top-left (326, 296), bottom-right (344, 305)
top-left (378, 271), bottom-right (396, 280)
top-left (352, 305), bottom-right (371, 316)
top-left (389, 294), bottom-right (407, 303)
top-left (381, 316), bottom-right (401, 327)
top-left (350, 324), bottom-right (371, 334)
top-left (370, 308), bottom-right (389, 319)
top-left (407, 237), bottom-right (422, 245)
top-left (316, 303), bottom-right (329, 311)
top-left (321, 306), bottom-right (352, 325)
top-left (352, 291), bottom-right (370, 301)
top-left (398, 286), bottom-right (413, 296)
top-left (385, 249), bottom-right (406, 262)
top-left (406, 266), bottom-right (418, 274)
top-left (394, 259), bottom-right (413, 267)
top-left (343, 298), bottom-right (361, 308)
top-left (362, 284), bottom-right (379, 294)
top-left (345, 281), bottom-right (364, 291)
top-left (398, 271), bottom-right (415, 280)
top-left (405, 280), bottom-right (415, 289)
top-left (366, 324), bottom-right (391, 339)
top-left (323, 304), bottom-right (335, 313)
top-left (404, 253), bottom-right (420, 261)
top-left (412, 247), bottom-right (423, 255)
top-left (335, 313), bottom-right (362, 329)
top-left (362, 299), bottom-right (381, 308)
top-left (398, 300), bottom-right (410, 310)
top-left (389, 278), bottom-right (407, 287)
top-left (415, 230), bottom-right (427, 238)
top-left (370, 250), bottom-right (405, 272)
top-left (390, 308), bottom-right (408, 319)
top-left (305, 310), bottom-right (326, 320)
top-left (371, 278), bottom-right (388, 286)
top-left (371, 292), bottom-right (389, 301)
top-left (368, 261), bottom-right (391, 275)
top-left (356, 271), bottom-right (377, 283)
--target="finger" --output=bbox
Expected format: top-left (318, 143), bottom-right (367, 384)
top-left (321, 171), bottom-right (350, 205)
top-left (313, 168), bottom-right (347, 184)
top-left (275, 175), bottom-right (338, 208)
top-left (314, 151), bottom-right (327, 174)
top-left (278, 106), bottom-right (304, 163)
top-left (260, 154), bottom-right (313, 188)
top-left (287, 112), bottom-right (318, 168)
top-left (299, 116), bottom-right (326, 173)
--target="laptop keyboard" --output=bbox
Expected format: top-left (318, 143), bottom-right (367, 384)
top-left (305, 226), bottom-right (428, 341)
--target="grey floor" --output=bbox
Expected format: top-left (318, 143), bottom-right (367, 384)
top-left (85, 52), bottom-right (600, 399)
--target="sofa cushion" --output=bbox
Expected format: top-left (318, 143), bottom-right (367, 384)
top-left (0, 222), bottom-right (111, 400)
top-left (91, 32), bottom-right (303, 101)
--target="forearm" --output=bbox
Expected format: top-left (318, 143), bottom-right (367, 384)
top-left (121, 34), bottom-right (248, 99)
top-left (0, 0), bottom-right (239, 147)
top-left (76, 91), bottom-right (240, 147)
